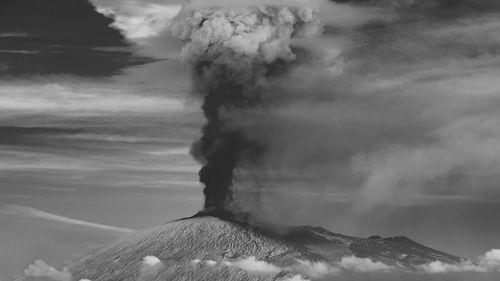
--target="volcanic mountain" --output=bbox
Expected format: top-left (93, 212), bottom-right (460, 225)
top-left (69, 214), bottom-right (461, 281)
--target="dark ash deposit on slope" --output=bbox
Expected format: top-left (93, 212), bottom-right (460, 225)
top-left (69, 215), bottom-right (461, 281)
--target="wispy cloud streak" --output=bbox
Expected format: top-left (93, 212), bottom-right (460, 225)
top-left (1, 204), bottom-right (133, 233)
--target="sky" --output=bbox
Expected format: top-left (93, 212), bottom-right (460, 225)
top-left (0, 1), bottom-right (201, 278)
top-left (1, 0), bottom-right (500, 279)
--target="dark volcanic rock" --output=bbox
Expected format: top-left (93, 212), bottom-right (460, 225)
top-left (69, 216), bottom-right (462, 281)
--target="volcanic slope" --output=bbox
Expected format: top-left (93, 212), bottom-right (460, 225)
top-left (69, 216), bottom-right (461, 281)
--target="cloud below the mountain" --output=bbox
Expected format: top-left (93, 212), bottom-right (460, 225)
top-left (24, 260), bottom-right (72, 281)
top-left (23, 250), bottom-right (500, 281)
top-left (231, 256), bottom-right (282, 274)
top-left (189, 250), bottom-right (500, 279)
top-left (190, 255), bottom-right (391, 278)
top-left (139, 256), bottom-right (164, 278)
top-left (338, 256), bottom-right (393, 273)
top-left (420, 249), bottom-right (500, 273)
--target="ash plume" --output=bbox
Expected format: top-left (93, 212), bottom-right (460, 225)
top-left (171, 0), bottom-right (321, 212)
top-left (170, 0), bottom-right (500, 235)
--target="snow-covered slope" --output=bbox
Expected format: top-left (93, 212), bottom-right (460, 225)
top-left (69, 216), bottom-right (461, 281)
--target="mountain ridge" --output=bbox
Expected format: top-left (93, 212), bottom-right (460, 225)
top-left (69, 215), bottom-right (462, 281)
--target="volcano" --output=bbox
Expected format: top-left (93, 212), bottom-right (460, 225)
top-left (69, 214), bottom-right (461, 281)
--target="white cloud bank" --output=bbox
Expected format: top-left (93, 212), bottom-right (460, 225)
top-left (189, 250), bottom-right (500, 279)
top-left (277, 274), bottom-right (310, 281)
top-left (479, 249), bottom-right (500, 271)
top-left (420, 249), bottom-right (500, 274)
top-left (96, 4), bottom-right (181, 39)
top-left (23, 250), bottom-right (500, 281)
top-left (23, 260), bottom-right (94, 281)
top-left (190, 255), bottom-right (392, 279)
top-left (339, 256), bottom-right (394, 273)
top-left (232, 256), bottom-right (282, 274)
top-left (24, 260), bottom-right (72, 281)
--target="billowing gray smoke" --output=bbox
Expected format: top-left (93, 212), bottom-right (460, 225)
top-left (171, 0), bottom-right (321, 212)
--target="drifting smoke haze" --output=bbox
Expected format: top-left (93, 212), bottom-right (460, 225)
top-left (167, 0), bottom-right (500, 242)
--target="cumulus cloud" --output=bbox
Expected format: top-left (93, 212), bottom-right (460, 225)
top-left (291, 256), bottom-right (392, 276)
top-left (191, 259), bottom-right (202, 265)
top-left (292, 260), bottom-right (340, 278)
top-left (419, 249), bottom-right (500, 274)
top-left (192, 257), bottom-right (282, 274)
top-left (24, 260), bottom-right (72, 281)
top-left (142, 256), bottom-right (162, 267)
top-left (277, 274), bottom-right (310, 281)
top-left (338, 256), bottom-right (394, 273)
top-left (204, 260), bottom-right (217, 266)
top-left (192, 255), bottom-right (396, 278)
top-left (187, 253), bottom-right (500, 280)
top-left (96, 4), bottom-right (181, 39)
top-left (478, 249), bottom-right (500, 271)
top-left (91, 0), bottom-right (182, 58)
top-left (419, 260), bottom-right (485, 274)
top-left (419, 261), bottom-right (484, 274)
top-left (231, 257), bottom-right (282, 274)
top-left (139, 255), bottom-right (163, 278)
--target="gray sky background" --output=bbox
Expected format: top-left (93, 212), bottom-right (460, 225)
top-left (1, 0), bottom-right (500, 279)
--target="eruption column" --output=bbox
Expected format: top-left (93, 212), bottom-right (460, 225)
top-left (172, 2), bottom-right (321, 212)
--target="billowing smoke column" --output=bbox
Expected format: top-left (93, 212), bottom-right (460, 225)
top-left (172, 1), bottom-right (321, 212)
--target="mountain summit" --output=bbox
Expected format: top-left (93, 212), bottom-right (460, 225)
top-left (69, 215), bottom-right (461, 281)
